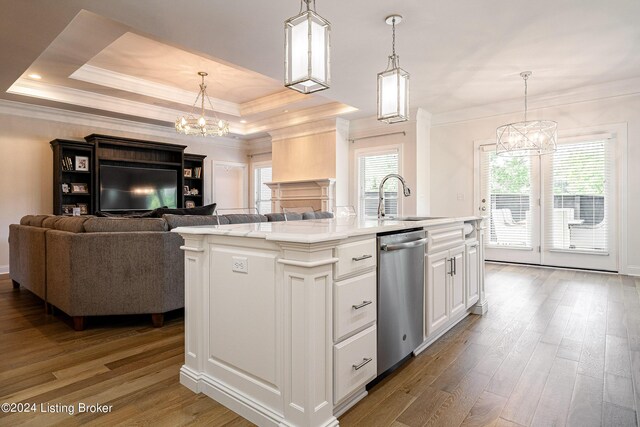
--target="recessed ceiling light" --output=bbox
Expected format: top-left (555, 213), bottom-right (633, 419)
top-left (28, 73), bottom-right (42, 80)
top-left (283, 110), bottom-right (289, 113)
top-left (240, 119), bottom-right (247, 124)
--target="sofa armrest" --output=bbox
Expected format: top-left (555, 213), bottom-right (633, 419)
top-left (9, 224), bottom-right (47, 299)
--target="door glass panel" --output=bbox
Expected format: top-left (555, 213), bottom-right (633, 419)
top-left (546, 141), bottom-right (608, 252)
top-left (482, 150), bottom-right (533, 248)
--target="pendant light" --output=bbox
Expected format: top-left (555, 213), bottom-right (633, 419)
top-left (175, 72), bottom-right (229, 137)
top-left (377, 15), bottom-right (409, 124)
top-left (496, 71), bottom-right (557, 156)
top-left (284, 0), bottom-right (331, 94)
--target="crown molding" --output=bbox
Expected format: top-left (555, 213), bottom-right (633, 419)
top-left (268, 118), bottom-right (343, 142)
top-left (240, 90), bottom-right (308, 116)
top-left (246, 136), bottom-right (272, 154)
top-left (0, 99), bottom-right (246, 151)
top-left (250, 102), bottom-right (357, 136)
top-left (432, 76), bottom-right (640, 126)
top-left (70, 65), bottom-right (241, 116)
top-left (7, 79), bottom-right (245, 134)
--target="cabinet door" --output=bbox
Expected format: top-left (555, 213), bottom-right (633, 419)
top-left (449, 245), bottom-right (466, 318)
top-left (426, 249), bottom-right (449, 336)
top-left (465, 242), bottom-right (480, 308)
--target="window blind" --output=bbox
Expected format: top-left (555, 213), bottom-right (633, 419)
top-left (255, 166), bottom-right (272, 214)
top-left (480, 147), bottom-right (533, 248)
top-left (358, 150), bottom-right (399, 218)
top-left (544, 139), bottom-right (611, 252)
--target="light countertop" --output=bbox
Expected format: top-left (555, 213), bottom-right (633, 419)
top-left (173, 216), bottom-right (483, 244)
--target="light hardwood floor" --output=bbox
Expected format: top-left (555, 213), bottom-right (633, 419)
top-left (1, 264), bottom-right (639, 426)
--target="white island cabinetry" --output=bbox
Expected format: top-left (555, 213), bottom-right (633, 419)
top-left (175, 216), bottom-right (485, 427)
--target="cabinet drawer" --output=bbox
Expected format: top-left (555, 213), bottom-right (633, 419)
top-left (334, 325), bottom-right (377, 404)
top-left (426, 224), bottom-right (464, 253)
top-left (335, 238), bottom-right (376, 279)
top-left (334, 271), bottom-right (376, 342)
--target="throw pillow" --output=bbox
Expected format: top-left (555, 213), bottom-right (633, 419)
top-left (154, 203), bottom-right (217, 217)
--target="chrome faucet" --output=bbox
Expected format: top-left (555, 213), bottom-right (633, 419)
top-left (378, 174), bottom-right (411, 219)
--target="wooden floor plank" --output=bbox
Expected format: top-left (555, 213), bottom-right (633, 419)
top-left (530, 357), bottom-right (578, 427)
top-left (567, 373), bottom-right (604, 427)
top-left (500, 341), bottom-right (559, 426)
top-left (4, 265), bottom-right (640, 426)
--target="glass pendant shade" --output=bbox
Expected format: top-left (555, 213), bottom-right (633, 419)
top-left (377, 15), bottom-right (409, 124)
top-left (496, 120), bottom-right (558, 156)
top-left (175, 72), bottom-right (230, 137)
top-left (377, 67), bottom-right (409, 123)
top-left (285, 0), bottom-right (330, 94)
top-left (496, 71), bottom-right (557, 156)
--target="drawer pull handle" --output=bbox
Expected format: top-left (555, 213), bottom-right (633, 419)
top-left (352, 254), bottom-right (373, 262)
top-left (352, 357), bottom-right (373, 371)
top-left (352, 300), bottom-right (373, 310)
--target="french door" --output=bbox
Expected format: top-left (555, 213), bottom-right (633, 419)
top-left (478, 135), bottom-right (617, 272)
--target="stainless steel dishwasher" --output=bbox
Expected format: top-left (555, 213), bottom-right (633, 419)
top-left (377, 229), bottom-right (427, 376)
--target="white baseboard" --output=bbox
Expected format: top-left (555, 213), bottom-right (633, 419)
top-left (627, 266), bottom-right (640, 277)
top-left (0, 265), bottom-right (9, 275)
top-left (181, 365), bottom-right (339, 427)
top-left (333, 388), bottom-right (368, 418)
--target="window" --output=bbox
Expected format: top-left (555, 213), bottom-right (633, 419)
top-left (357, 148), bottom-right (400, 218)
top-left (254, 165), bottom-right (272, 214)
top-left (545, 140), bottom-right (611, 252)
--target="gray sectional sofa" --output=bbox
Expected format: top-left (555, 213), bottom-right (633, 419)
top-left (9, 211), bottom-right (333, 330)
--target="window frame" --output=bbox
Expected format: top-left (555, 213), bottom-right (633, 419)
top-left (252, 160), bottom-right (272, 215)
top-left (353, 144), bottom-right (403, 219)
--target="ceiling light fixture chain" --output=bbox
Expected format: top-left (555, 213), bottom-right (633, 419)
top-left (175, 71), bottom-right (230, 138)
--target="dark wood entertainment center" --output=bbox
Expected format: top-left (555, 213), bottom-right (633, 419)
top-left (51, 134), bottom-right (206, 215)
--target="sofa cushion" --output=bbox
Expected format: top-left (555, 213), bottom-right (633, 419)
top-left (53, 216), bottom-right (92, 233)
top-left (223, 214), bottom-right (268, 224)
top-left (84, 217), bottom-right (168, 232)
top-left (95, 208), bottom-right (163, 218)
top-left (154, 203), bottom-right (217, 217)
top-left (266, 212), bottom-right (302, 222)
top-left (163, 214), bottom-right (228, 230)
top-left (313, 211), bottom-right (334, 219)
top-left (20, 215), bottom-right (52, 227)
top-left (42, 216), bottom-right (63, 229)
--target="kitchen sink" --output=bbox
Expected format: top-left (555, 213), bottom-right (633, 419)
top-left (380, 216), bottom-right (443, 221)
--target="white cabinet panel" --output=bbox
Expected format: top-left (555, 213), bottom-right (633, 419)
top-left (466, 241), bottom-right (480, 308)
top-left (426, 249), bottom-right (449, 336)
top-left (335, 238), bottom-right (377, 279)
top-left (450, 246), bottom-right (466, 318)
top-left (334, 271), bottom-right (376, 342)
top-left (333, 325), bottom-right (377, 404)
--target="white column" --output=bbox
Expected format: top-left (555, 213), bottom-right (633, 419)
top-left (179, 235), bottom-right (208, 391)
top-left (415, 108), bottom-right (432, 216)
top-left (278, 242), bottom-right (339, 427)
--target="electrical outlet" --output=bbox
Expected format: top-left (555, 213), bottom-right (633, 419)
top-left (232, 256), bottom-right (248, 274)
top-left (457, 193), bottom-right (465, 201)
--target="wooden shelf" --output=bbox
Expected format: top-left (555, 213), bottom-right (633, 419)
top-left (99, 157), bottom-right (182, 167)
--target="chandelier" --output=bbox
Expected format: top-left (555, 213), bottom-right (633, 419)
top-left (175, 72), bottom-right (230, 137)
top-left (496, 71), bottom-right (557, 156)
top-left (377, 15), bottom-right (409, 124)
top-left (284, 0), bottom-right (330, 94)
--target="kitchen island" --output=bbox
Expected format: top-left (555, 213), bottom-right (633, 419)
top-left (174, 216), bottom-right (486, 427)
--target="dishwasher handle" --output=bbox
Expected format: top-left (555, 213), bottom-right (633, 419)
top-left (380, 237), bottom-right (428, 252)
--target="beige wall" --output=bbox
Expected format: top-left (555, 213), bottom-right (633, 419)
top-left (0, 102), bottom-right (247, 273)
top-left (429, 94), bottom-right (640, 273)
top-left (271, 131), bottom-right (337, 183)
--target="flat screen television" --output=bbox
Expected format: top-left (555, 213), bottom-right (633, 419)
top-left (100, 165), bottom-right (178, 211)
